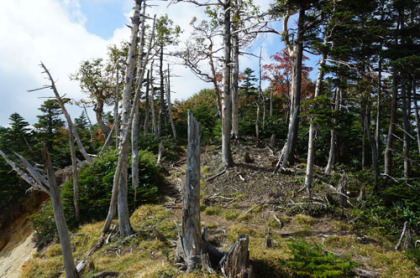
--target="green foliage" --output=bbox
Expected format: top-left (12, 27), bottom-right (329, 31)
top-left (283, 240), bottom-right (358, 278)
top-left (28, 202), bottom-right (57, 250)
top-left (62, 148), bottom-right (161, 228)
top-left (0, 160), bottom-right (26, 211)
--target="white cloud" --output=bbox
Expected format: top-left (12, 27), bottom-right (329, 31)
top-left (0, 0), bottom-right (282, 127)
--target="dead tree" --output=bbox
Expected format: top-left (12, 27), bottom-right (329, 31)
top-left (166, 64), bottom-right (177, 139)
top-left (0, 147), bottom-right (79, 278)
top-left (30, 62), bottom-right (94, 219)
top-left (176, 112), bottom-right (251, 276)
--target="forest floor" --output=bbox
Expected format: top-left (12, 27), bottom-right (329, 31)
top-left (13, 142), bottom-right (420, 277)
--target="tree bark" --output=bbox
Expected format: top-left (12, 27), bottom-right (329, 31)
top-left (221, 0), bottom-right (233, 167)
top-left (231, 0), bottom-right (239, 140)
top-left (325, 87), bottom-right (341, 174)
top-left (132, 3), bottom-right (147, 193)
top-left (384, 70), bottom-right (398, 176)
top-left (151, 65), bottom-right (158, 138)
top-left (281, 7), bottom-right (305, 166)
top-left (158, 45), bottom-right (165, 138)
top-left (103, 0), bottom-right (142, 235)
top-left (402, 81), bottom-right (411, 178)
top-left (413, 82), bottom-right (420, 154)
top-left (41, 143), bottom-right (79, 278)
top-left (114, 71), bottom-right (120, 148)
top-left (177, 111), bottom-right (203, 271)
top-left (167, 64), bottom-right (177, 139)
top-left (143, 70), bottom-right (150, 136)
top-left (304, 45), bottom-right (327, 198)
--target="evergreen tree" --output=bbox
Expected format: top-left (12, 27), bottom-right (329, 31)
top-left (34, 99), bottom-right (65, 151)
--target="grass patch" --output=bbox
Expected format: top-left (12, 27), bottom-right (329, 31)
top-left (224, 209), bottom-right (240, 220)
top-left (204, 206), bottom-right (222, 216)
top-left (295, 214), bottom-right (315, 227)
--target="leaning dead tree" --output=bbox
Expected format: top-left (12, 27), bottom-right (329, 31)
top-left (176, 111), bottom-right (252, 277)
top-left (29, 62), bottom-right (94, 219)
top-left (0, 146), bottom-right (79, 278)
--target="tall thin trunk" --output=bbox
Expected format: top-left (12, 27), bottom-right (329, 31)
top-left (366, 101), bottom-right (379, 188)
top-left (325, 87), bottom-right (340, 174)
top-left (151, 65), bottom-right (158, 138)
top-left (69, 121), bottom-right (80, 219)
top-left (144, 70), bottom-right (150, 136)
top-left (158, 45), bottom-right (165, 138)
top-left (132, 3), bottom-right (146, 193)
top-left (384, 70), bottom-right (398, 176)
top-left (82, 104), bottom-right (94, 145)
top-left (282, 7), bottom-right (304, 166)
top-left (103, 0), bottom-right (142, 235)
top-left (413, 81), bottom-right (420, 154)
top-left (167, 64), bottom-right (177, 139)
top-left (41, 143), bottom-right (79, 278)
top-left (231, 0), bottom-right (239, 140)
top-left (258, 47), bottom-right (266, 131)
top-left (221, 0), bottom-right (233, 167)
top-left (114, 71), bottom-right (120, 148)
top-left (375, 55), bottom-right (382, 161)
top-left (361, 102), bottom-right (367, 170)
top-left (304, 44), bottom-right (327, 198)
top-left (402, 81), bottom-right (411, 178)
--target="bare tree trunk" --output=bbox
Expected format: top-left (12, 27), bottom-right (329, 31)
top-left (114, 71), bottom-right (120, 148)
top-left (41, 143), bottom-right (79, 278)
top-left (132, 4), bottom-right (147, 193)
top-left (38, 63), bottom-right (92, 164)
top-left (375, 56), bottom-right (382, 161)
top-left (82, 104), bottom-right (94, 145)
top-left (158, 45), bottom-right (165, 138)
top-left (151, 65), bottom-right (158, 138)
top-left (325, 87), bottom-right (340, 174)
top-left (413, 82), bottom-right (420, 154)
top-left (384, 71), bottom-right (398, 176)
top-left (258, 47), bottom-right (266, 131)
top-left (366, 101), bottom-right (379, 188)
top-left (231, 0), bottom-right (239, 140)
top-left (94, 99), bottom-right (111, 140)
top-left (402, 82), bottom-right (411, 178)
top-left (144, 70), bottom-right (150, 136)
top-left (221, 0), bottom-right (233, 167)
top-left (282, 7), bottom-right (304, 166)
top-left (103, 0), bottom-right (142, 235)
top-left (304, 46), bottom-right (327, 198)
top-left (177, 111), bottom-right (203, 271)
top-left (167, 64), bottom-right (177, 139)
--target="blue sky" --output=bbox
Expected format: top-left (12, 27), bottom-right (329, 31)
top-left (0, 0), bottom-right (319, 127)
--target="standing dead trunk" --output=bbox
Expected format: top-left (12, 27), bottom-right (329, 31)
top-left (158, 45), bottom-right (165, 138)
top-left (325, 87), bottom-right (341, 174)
top-left (281, 7), bottom-right (305, 166)
top-left (402, 82), bottom-right (411, 178)
top-left (94, 99), bottom-right (112, 140)
top-left (177, 111), bottom-right (203, 271)
top-left (132, 3), bottom-right (147, 193)
top-left (103, 0), bottom-right (142, 235)
top-left (150, 65), bottom-right (158, 138)
top-left (82, 104), bottom-right (94, 145)
top-left (114, 71), bottom-right (120, 148)
top-left (413, 82), bottom-right (420, 154)
top-left (384, 70), bottom-right (398, 176)
top-left (221, 0), bottom-right (233, 167)
top-left (337, 171), bottom-right (348, 207)
top-left (144, 70), bottom-right (150, 136)
top-left (258, 47), bottom-right (266, 132)
top-left (231, 0), bottom-right (239, 140)
top-left (167, 64), bottom-right (177, 139)
top-left (42, 143), bottom-right (79, 278)
top-left (304, 45), bottom-right (327, 198)
top-left (375, 56), bottom-right (382, 161)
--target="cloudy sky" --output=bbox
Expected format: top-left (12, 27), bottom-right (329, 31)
top-left (0, 0), bottom-right (301, 127)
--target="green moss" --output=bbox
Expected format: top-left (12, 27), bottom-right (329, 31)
top-left (224, 209), bottom-right (240, 220)
top-left (204, 206), bottom-right (222, 216)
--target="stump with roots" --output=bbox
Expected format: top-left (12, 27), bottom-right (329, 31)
top-left (176, 112), bottom-right (252, 277)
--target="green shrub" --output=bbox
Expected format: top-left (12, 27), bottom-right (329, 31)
top-left (283, 240), bottom-right (358, 278)
top-left (62, 148), bottom-right (162, 228)
top-left (28, 202), bottom-right (57, 249)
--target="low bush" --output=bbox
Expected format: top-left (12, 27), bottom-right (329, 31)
top-left (283, 240), bottom-right (358, 278)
